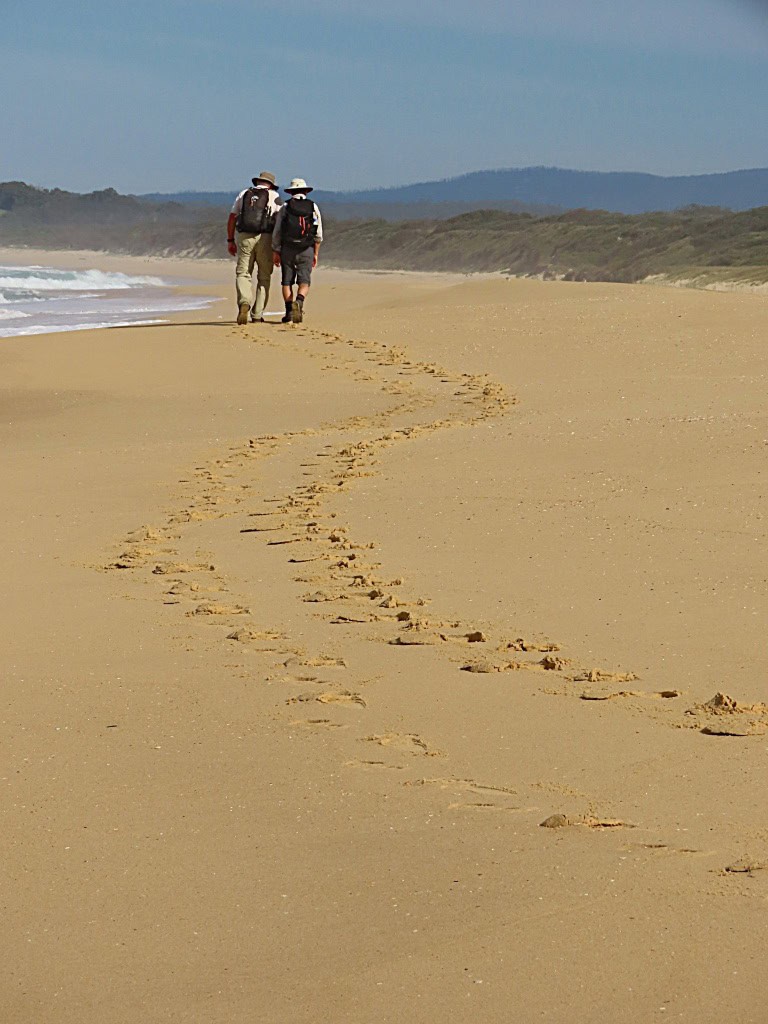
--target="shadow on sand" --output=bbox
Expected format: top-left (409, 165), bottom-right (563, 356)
top-left (109, 319), bottom-right (283, 331)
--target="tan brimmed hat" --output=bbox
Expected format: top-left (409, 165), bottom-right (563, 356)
top-left (285, 177), bottom-right (313, 194)
top-left (252, 170), bottom-right (277, 187)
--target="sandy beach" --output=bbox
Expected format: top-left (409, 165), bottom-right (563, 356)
top-left (1, 248), bottom-right (766, 1023)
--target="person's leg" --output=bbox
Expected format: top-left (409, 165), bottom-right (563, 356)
top-left (280, 248), bottom-right (298, 322)
top-left (292, 248), bottom-right (314, 322)
top-left (235, 234), bottom-right (258, 322)
top-left (292, 284), bottom-right (307, 322)
top-left (252, 234), bottom-right (274, 321)
top-left (281, 286), bottom-right (294, 322)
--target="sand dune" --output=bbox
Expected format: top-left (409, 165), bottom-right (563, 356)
top-left (1, 248), bottom-right (766, 1023)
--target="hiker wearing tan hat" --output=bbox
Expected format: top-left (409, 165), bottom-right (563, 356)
top-left (271, 178), bottom-right (324, 324)
top-left (227, 171), bottom-right (283, 324)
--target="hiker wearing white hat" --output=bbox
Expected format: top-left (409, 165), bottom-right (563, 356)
top-left (271, 178), bottom-right (324, 324)
top-left (227, 171), bottom-right (283, 325)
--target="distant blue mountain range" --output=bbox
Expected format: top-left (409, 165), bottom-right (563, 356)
top-left (141, 166), bottom-right (768, 217)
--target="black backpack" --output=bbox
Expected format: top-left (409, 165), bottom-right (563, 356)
top-left (236, 187), bottom-right (273, 234)
top-left (281, 197), bottom-right (317, 246)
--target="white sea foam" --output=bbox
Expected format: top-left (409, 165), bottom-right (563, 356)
top-left (0, 267), bottom-right (167, 293)
top-left (0, 319), bottom-right (168, 338)
top-left (0, 263), bottom-right (215, 339)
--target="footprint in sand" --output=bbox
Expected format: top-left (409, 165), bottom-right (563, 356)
top-left (107, 547), bottom-right (164, 569)
top-left (239, 524), bottom-right (287, 534)
top-left (389, 622), bottom-right (444, 646)
top-left (345, 759), bottom-right (407, 771)
top-left (227, 627), bottom-right (287, 643)
top-left (689, 692), bottom-right (768, 715)
top-left (406, 777), bottom-right (517, 797)
top-left (152, 561), bottom-right (215, 575)
top-left (700, 722), bottom-right (768, 737)
top-left (405, 777), bottom-right (527, 812)
top-left (464, 658), bottom-right (562, 675)
top-left (390, 633), bottom-right (440, 647)
top-left (330, 613), bottom-right (385, 624)
top-left (290, 718), bottom-right (348, 731)
top-left (165, 580), bottom-right (202, 595)
top-left (540, 813), bottom-right (635, 830)
top-left (288, 690), bottom-right (367, 708)
top-left (188, 601), bottom-right (250, 617)
top-left (440, 630), bottom-right (489, 644)
top-left (172, 509), bottom-right (230, 524)
top-left (125, 525), bottom-right (170, 544)
top-left (362, 733), bottom-right (442, 757)
top-left (686, 692), bottom-right (768, 736)
top-left (505, 638), bottom-right (561, 653)
top-left (580, 689), bottom-right (680, 702)
top-left (573, 668), bottom-right (639, 683)
top-left (722, 860), bottom-right (768, 876)
top-left (538, 655), bottom-right (573, 672)
top-left (284, 655), bottom-right (346, 670)
top-left (303, 591), bottom-right (348, 604)
top-left (628, 843), bottom-right (712, 858)
top-left (461, 660), bottom-right (518, 674)
top-left (446, 801), bottom-right (537, 813)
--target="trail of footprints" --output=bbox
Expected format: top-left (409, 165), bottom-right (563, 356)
top-left (103, 323), bottom-right (768, 876)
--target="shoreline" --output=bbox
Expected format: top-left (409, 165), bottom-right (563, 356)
top-left (4, 244), bottom-right (768, 298)
top-left (0, 248), bottom-right (228, 338)
top-left (0, 245), bottom-right (492, 283)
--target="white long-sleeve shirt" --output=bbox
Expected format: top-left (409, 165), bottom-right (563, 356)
top-left (271, 195), bottom-right (324, 252)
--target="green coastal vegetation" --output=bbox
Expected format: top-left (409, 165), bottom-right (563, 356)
top-left (321, 206), bottom-right (768, 284)
top-left (2, 181), bottom-right (768, 287)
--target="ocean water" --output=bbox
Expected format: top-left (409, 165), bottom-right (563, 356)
top-left (0, 264), bottom-right (215, 338)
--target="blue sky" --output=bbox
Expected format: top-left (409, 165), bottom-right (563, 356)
top-left (2, 0), bottom-right (767, 193)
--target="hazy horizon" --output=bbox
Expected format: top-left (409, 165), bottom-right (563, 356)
top-left (11, 163), bottom-right (768, 199)
top-left (132, 163), bottom-right (768, 199)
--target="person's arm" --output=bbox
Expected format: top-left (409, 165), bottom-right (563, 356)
top-left (272, 206), bottom-right (284, 266)
top-left (226, 212), bottom-right (237, 256)
top-left (227, 191), bottom-right (245, 255)
top-left (312, 206), bottom-right (323, 268)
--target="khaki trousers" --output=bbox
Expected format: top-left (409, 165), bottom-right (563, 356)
top-left (235, 232), bottom-right (274, 317)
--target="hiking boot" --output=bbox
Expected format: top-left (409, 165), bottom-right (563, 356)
top-left (281, 313), bottom-right (292, 323)
top-left (237, 302), bottom-right (250, 325)
top-left (292, 301), bottom-right (303, 324)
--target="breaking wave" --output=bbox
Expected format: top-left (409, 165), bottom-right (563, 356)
top-left (0, 262), bottom-right (215, 339)
top-left (0, 267), bottom-right (166, 301)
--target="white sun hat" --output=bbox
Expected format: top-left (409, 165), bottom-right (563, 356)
top-left (285, 177), bottom-right (313, 194)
